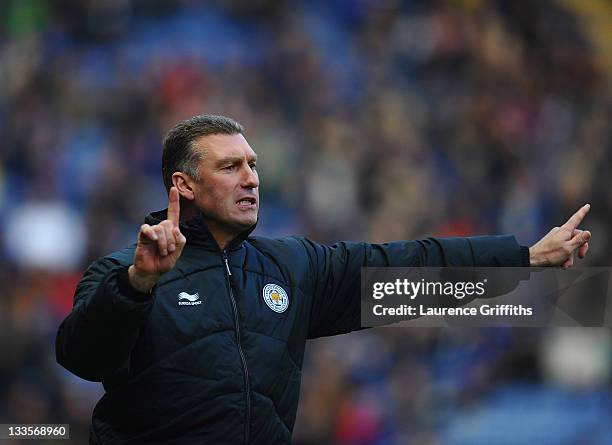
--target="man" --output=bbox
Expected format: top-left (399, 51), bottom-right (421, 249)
top-left (56, 115), bottom-right (591, 444)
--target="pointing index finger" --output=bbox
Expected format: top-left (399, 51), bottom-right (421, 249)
top-left (563, 204), bottom-right (590, 231)
top-left (168, 187), bottom-right (180, 228)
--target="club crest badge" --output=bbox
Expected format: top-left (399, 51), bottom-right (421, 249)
top-left (262, 284), bottom-right (289, 313)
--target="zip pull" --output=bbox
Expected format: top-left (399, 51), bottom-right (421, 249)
top-left (224, 257), bottom-right (232, 276)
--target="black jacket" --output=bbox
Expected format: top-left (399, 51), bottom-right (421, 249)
top-left (56, 210), bottom-right (530, 444)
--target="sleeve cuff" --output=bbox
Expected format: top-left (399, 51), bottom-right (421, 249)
top-left (520, 245), bottom-right (530, 267)
top-left (116, 267), bottom-right (153, 302)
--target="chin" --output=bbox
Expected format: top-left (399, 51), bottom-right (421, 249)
top-left (233, 216), bottom-right (258, 229)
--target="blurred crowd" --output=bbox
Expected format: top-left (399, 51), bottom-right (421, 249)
top-left (1, 0), bottom-right (611, 443)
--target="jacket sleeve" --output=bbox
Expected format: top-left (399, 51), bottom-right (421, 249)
top-left (55, 254), bottom-right (153, 382)
top-left (300, 235), bottom-right (530, 339)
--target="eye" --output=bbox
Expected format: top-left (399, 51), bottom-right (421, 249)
top-left (249, 163), bottom-right (257, 171)
top-left (223, 164), bottom-right (236, 171)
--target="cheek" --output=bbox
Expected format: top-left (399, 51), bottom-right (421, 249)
top-left (197, 187), bottom-right (232, 212)
top-left (193, 188), bottom-right (216, 211)
top-left (194, 179), bottom-right (238, 212)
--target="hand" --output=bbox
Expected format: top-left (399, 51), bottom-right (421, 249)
top-left (529, 204), bottom-right (591, 268)
top-left (129, 187), bottom-right (187, 292)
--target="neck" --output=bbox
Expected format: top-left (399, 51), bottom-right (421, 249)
top-left (211, 231), bottom-right (234, 251)
top-left (179, 200), bottom-right (242, 251)
top-left (206, 220), bottom-right (241, 251)
top-left (179, 201), bottom-right (200, 222)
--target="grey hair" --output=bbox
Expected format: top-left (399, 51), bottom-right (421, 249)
top-left (161, 114), bottom-right (245, 191)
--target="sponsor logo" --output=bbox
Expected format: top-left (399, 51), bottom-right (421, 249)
top-left (178, 292), bottom-right (202, 306)
top-left (262, 284), bottom-right (289, 313)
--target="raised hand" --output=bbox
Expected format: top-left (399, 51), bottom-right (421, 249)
top-left (529, 204), bottom-right (591, 268)
top-left (128, 187), bottom-right (187, 292)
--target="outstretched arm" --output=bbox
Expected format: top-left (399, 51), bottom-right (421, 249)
top-left (301, 204), bottom-right (592, 338)
top-left (301, 234), bottom-right (527, 339)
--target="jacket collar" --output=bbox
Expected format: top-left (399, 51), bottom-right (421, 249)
top-left (145, 210), bottom-right (256, 252)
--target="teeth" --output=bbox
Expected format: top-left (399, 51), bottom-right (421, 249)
top-left (238, 200), bottom-right (253, 205)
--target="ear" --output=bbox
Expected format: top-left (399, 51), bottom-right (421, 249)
top-left (172, 172), bottom-right (196, 201)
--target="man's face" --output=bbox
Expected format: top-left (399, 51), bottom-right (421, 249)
top-left (190, 133), bottom-right (259, 239)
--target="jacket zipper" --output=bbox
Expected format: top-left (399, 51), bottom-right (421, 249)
top-left (223, 251), bottom-right (251, 445)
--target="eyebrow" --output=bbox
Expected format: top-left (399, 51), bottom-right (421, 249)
top-left (215, 154), bottom-right (258, 166)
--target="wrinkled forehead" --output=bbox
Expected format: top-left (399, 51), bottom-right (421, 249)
top-left (193, 133), bottom-right (257, 161)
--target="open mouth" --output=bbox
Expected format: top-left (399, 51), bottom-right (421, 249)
top-left (236, 197), bottom-right (257, 207)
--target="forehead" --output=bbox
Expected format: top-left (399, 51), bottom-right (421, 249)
top-left (193, 133), bottom-right (256, 161)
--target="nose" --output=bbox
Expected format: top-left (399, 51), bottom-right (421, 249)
top-left (241, 165), bottom-right (259, 189)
